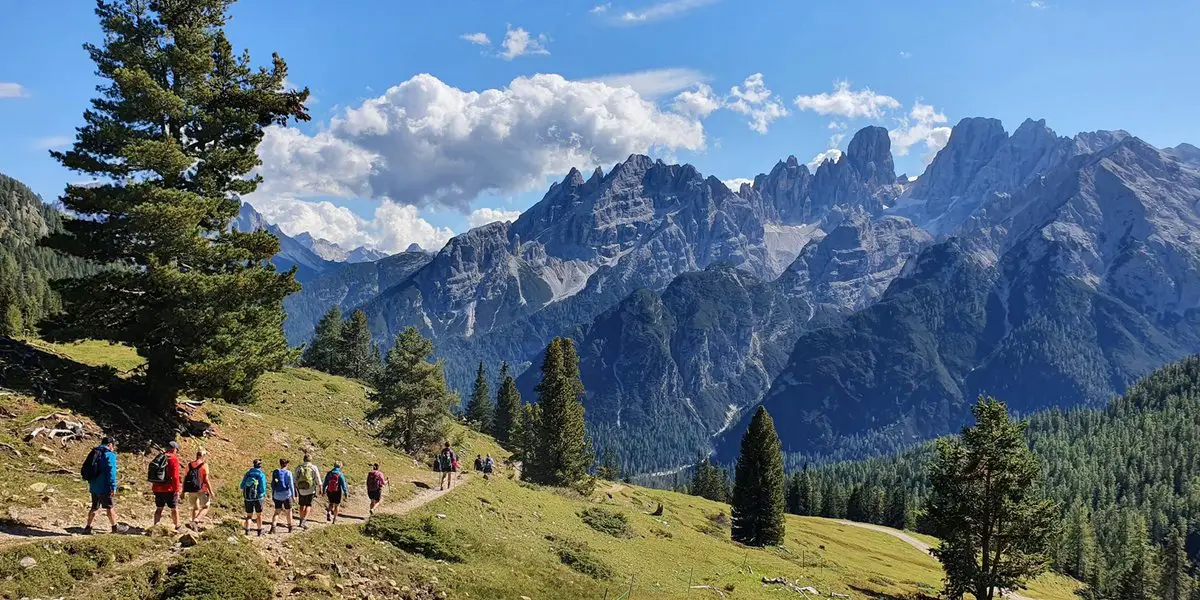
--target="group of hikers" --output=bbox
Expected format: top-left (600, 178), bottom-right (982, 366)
top-left (80, 437), bottom-right (393, 536)
top-left (81, 438), bottom-right (497, 536)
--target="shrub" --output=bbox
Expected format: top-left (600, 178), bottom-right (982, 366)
top-left (160, 540), bottom-right (273, 600)
top-left (0, 536), bottom-right (153, 599)
top-left (546, 535), bottom-right (613, 580)
top-left (363, 515), bottom-right (464, 562)
top-left (578, 506), bottom-right (633, 538)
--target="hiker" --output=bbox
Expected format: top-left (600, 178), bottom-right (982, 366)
top-left (473, 454), bottom-right (483, 471)
top-left (437, 441), bottom-right (458, 490)
top-left (149, 440), bottom-right (182, 531)
top-left (366, 463), bottom-right (387, 515)
top-left (83, 436), bottom-right (119, 534)
top-left (270, 458), bottom-right (297, 534)
top-left (294, 453), bottom-right (322, 529)
top-left (183, 447), bottom-right (215, 530)
top-left (323, 461), bottom-right (349, 524)
top-left (240, 458), bottom-right (269, 536)
top-left (483, 454), bottom-right (495, 479)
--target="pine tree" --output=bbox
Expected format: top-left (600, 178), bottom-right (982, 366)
top-left (373, 327), bottom-right (457, 453)
top-left (527, 337), bottom-right (593, 486)
top-left (2, 301), bottom-right (22, 338)
top-left (595, 449), bottom-right (620, 481)
top-left (1060, 503), bottom-right (1098, 582)
top-left (464, 362), bottom-right (493, 432)
top-left (884, 486), bottom-right (909, 529)
top-left (491, 362), bottom-right (521, 446)
top-left (1161, 523), bottom-right (1190, 600)
top-left (690, 457), bottom-right (729, 503)
top-left (731, 406), bottom-right (786, 546)
top-left (40, 0), bottom-right (308, 405)
top-left (300, 306), bottom-right (343, 373)
top-left (339, 309), bottom-right (376, 381)
top-left (846, 485), bottom-right (869, 523)
top-left (927, 398), bottom-right (1060, 600)
top-left (515, 402), bottom-right (539, 466)
top-left (1118, 515), bottom-right (1160, 600)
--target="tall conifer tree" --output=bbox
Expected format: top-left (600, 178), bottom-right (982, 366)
top-left (528, 337), bottom-right (592, 486)
top-left (300, 306), bottom-right (343, 373)
top-left (42, 0), bottom-right (309, 404)
top-left (492, 361), bottom-right (521, 446)
top-left (731, 406), bottom-right (786, 546)
top-left (465, 362), bottom-right (493, 431)
top-left (339, 309), bottom-right (376, 381)
top-left (373, 327), bottom-right (456, 453)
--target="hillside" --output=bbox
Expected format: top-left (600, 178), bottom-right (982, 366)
top-left (0, 340), bottom-right (1079, 599)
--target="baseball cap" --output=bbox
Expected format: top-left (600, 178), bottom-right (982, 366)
top-left (168, 441), bottom-right (180, 450)
top-left (101, 436), bottom-right (114, 445)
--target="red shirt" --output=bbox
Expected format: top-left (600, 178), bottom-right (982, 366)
top-left (189, 459), bottom-right (212, 494)
top-left (151, 452), bottom-right (182, 494)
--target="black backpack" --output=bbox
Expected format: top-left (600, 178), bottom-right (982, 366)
top-left (81, 447), bottom-right (106, 482)
top-left (183, 463), bottom-right (203, 493)
top-left (147, 452), bottom-right (169, 484)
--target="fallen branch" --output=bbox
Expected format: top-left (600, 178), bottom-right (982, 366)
top-left (690, 585), bottom-right (727, 597)
top-left (761, 577), bottom-right (819, 596)
top-left (0, 442), bottom-right (20, 456)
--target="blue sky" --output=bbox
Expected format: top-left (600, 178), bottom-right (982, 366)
top-left (2, 0), bottom-right (1198, 252)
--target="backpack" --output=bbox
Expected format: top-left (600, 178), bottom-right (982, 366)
top-left (243, 471), bottom-right (263, 501)
top-left (435, 452), bottom-right (451, 472)
top-left (147, 453), bottom-right (169, 484)
top-left (272, 469), bottom-right (290, 494)
top-left (296, 464), bottom-right (315, 490)
top-left (81, 447), bottom-right (106, 482)
top-left (324, 471), bottom-right (341, 494)
top-left (183, 462), bottom-right (203, 493)
top-left (367, 471), bottom-right (384, 491)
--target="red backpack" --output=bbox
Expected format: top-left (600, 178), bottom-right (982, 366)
top-left (324, 471), bottom-right (341, 494)
top-left (367, 470), bottom-right (384, 491)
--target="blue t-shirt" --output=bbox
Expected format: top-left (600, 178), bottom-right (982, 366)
top-left (271, 468), bottom-right (295, 501)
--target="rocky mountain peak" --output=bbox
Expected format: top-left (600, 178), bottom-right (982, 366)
top-left (1164, 142), bottom-right (1200, 169)
top-left (845, 125), bottom-right (896, 187)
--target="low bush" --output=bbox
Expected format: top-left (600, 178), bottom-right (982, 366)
top-left (363, 514), bottom-right (464, 562)
top-left (545, 535), bottom-right (613, 580)
top-left (0, 536), bottom-right (153, 599)
top-left (578, 506), bottom-right (633, 538)
top-left (160, 539), bottom-right (273, 600)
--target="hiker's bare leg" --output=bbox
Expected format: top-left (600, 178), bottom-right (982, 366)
top-left (106, 507), bottom-right (117, 528)
top-left (171, 507), bottom-right (179, 529)
top-left (286, 506), bottom-right (293, 528)
top-left (153, 506), bottom-right (163, 526)
top-left (86, 509), bottom-right (97, 530)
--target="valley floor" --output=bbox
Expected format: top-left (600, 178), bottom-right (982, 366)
top-left (0, 339), bottom-right (1080, 600)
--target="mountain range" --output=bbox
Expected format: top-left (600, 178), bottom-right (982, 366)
top-left (32, 113), bottom-right (1199, 475)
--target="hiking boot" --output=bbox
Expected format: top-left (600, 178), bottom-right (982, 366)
top-left (82, 526), bottom-right (93, 535)
top-left (269, 525), bottom-right (276, 534)
top-left (325, 511), bottom-right (331, 522)
top-left (288, 525), bottom-right (293, 533)
top-left (257, 528), bottom-right (263, 537)
top-left (113, 524), bottom-right (128, 533)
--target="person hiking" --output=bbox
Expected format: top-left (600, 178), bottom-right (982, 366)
top-left (83, 436), bottom-right (120, 534)
top-left (269, 458), bottom-right (297, 534)
top-left (366, 463), bottom-right (387, 515)
top-left (473, 454), bottom-right (483, 471)
top-left (323, 461), bottom-right (348, 524)
top-left (149, 441), bottom-right (182, 531)
top-left (483, 454), bottom-right (496, 479)
top-left (183, 447), bottom-right (215, 531)
top-left (294, 454), bottom-right (322, 529)
top-left (240, 458), bottom-right (269, 536)
top-left (437, 442), bottom-right (458, 490)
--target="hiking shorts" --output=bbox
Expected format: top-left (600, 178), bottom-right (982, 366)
top-left (90, 491), bottom-right (114, 510)
top-left (326, 490), bottom-right (342, 505)
top-left (154, 492), bottom-right (177, 509)
top-left (273, 498), bottom-right (292, 510)
top-left (368, 488), bottom-right (382, 502)
top-left (244, 499), bottom-right (264, 514)
top-left (298, 493), bottom-right (315, 507)
top-left (186, 492), bottom-right (211, 510)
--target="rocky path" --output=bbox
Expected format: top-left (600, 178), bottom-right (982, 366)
top-left (835, 520), bottom-right (1035, 600)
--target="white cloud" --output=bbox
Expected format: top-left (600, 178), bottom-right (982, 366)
top-left (793, 81), bottom-right (901, 119)
top-left (590, 67), bottom-right (708, 100)
top-left (889, 102), bottom-right (952, 164)
top-left (591, 3), bottom-right (612, 13)
top-left (34, 135), bottom-right (72, 150)
top-left (671, 83), bottom-right (722, 118)
top-left (827, 121), bottom-right (847, 130)
top-left (0, 82), bottom-right (28, 98)
top-left (1029, 1), bottom-right (1047, 8)
top-left (460, 32), bottom-right (491, 46)
top-left (899, 51), bottom-right (912, 59)
top-left (500, 26), bottom-right (550, 60)
top-left (808, 148), bottom-right (843, 170)
top-left (618, 0), bottom-right (719, 23)
top-left (248, 196), bottom-right (453, 254)
top-left (724, 73), bottom-right (789, 134)
top-left (254, 73), bottom-right (706, 213)
top-left (468, 207), bottom-right (524, 228)
top-left (721, 177), bottom-right (753, 192)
